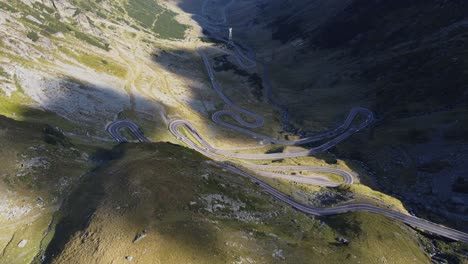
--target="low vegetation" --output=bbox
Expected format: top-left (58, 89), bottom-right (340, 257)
top-left (0, 115), bottom-right (91, 264)
top-left (40, 143), bottom-right (431, 263)
top-left (7, 0), bottom-right (110, 50)
top-left (26, 31), bottom-right (39, 42)
top-left (0, 66), bottom-right (10, 78)
top-left (125, 0), bottom-right (187, 39)
top-left (58, 47), bottom-right (127, 77)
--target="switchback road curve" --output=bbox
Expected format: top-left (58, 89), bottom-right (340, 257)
top-left (170, 119), bottom-right (368, 159)
top-left (106, 120), bottom-right (150, 143)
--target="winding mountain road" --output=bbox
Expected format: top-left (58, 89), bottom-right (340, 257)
top-left (105, 0), bottom-right (468, 243)
top-left (217, 162), bottom-right (468, 243)
top-left (106, 120), bottom-right (150, 143)
top-left (106, 119), bottom-right (468, 243)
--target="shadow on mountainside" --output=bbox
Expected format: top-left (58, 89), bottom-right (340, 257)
top-left (0, 76), bottom-right (170, 262)
top-left (0, 73), bottom-right (230, 262)
top-left (150, 45), bottom-right (289, 146)
top-left (7, 78), bottom-right (221, 262)
top-left (39, 143), bottom-right (224, 263)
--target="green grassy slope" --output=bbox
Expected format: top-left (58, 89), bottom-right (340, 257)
top-left (0, 115), bottom-right (92, 264)
top-left (125, 0), bottom-right (188, 39)
top-left (42, 143), bottom-right (431, 264)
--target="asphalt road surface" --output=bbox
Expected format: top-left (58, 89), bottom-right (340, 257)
top-left (106, 120), bottom-right (150, 143)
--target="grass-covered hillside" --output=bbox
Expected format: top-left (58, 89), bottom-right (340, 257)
top-left (1, 119), bottom-right (466, 263)
top-left (0, 115), bottom-right (92, 264)
top-left (0, 0), bottom-right (187, 43)
top-left (126, 0), bottom-right (188, 39)
top-left (39, 143), bottom-right (432, 264)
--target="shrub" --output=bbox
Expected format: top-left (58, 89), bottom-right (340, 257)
top-left (27, 31), bottom-right (39, 42)
top-left (0, 67), bottom-right (10, 78)
top-left (0, 2), bottom-right (18, 13)
top-left (73, 31), bottom-right (110, 51)
top-left (125, 0), bottom-right (187, 39)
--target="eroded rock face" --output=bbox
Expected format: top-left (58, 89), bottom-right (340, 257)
top-left (0, 198), bottom-right (32, 220)
top-left (201, 193), bottom-right (246, 213)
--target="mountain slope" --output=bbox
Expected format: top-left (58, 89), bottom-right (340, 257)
top-left (42, 143), bottom-right (430, 264)
top-left (0, 115), bottom-right (90, 264)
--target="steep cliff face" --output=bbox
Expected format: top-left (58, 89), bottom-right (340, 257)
top-left (226, 0), bottom-right (468, 231)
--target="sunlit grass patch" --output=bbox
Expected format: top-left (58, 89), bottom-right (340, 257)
top-left (58, 47), bottom-right (127, 77)
top-left (125, 0), bottom-right (187, 39)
